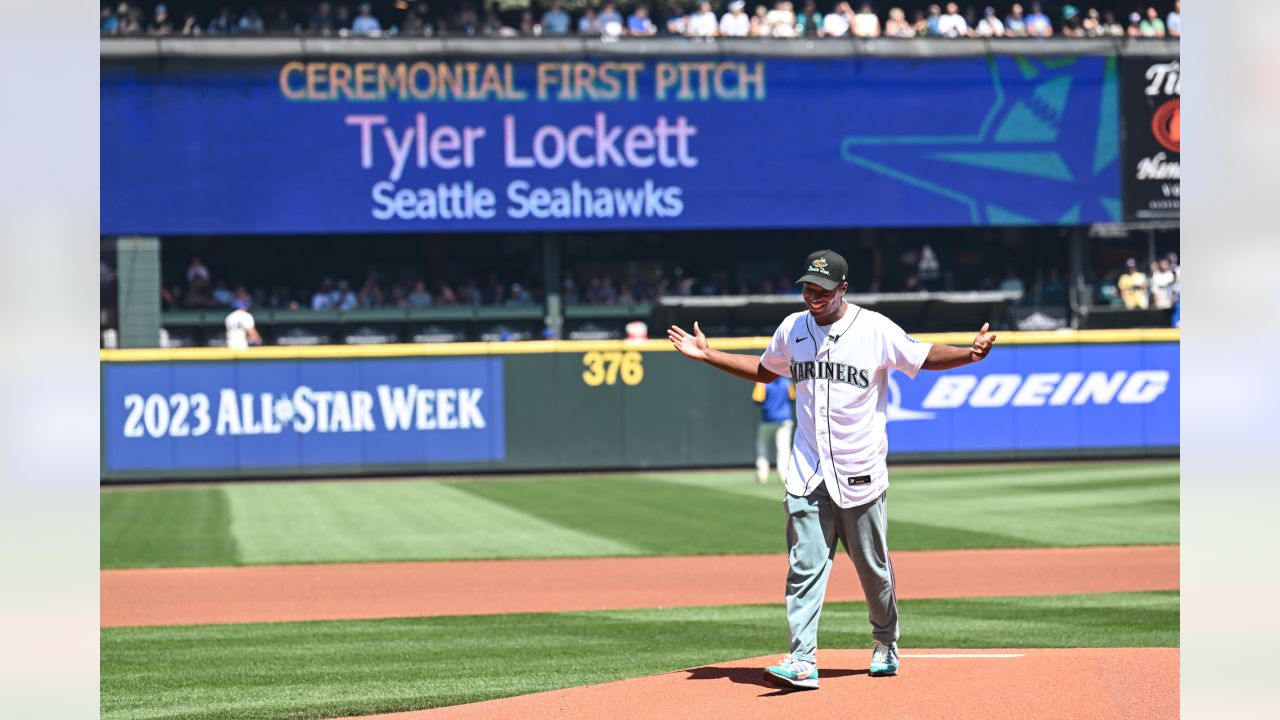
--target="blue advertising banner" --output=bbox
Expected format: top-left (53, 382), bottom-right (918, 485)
top-left (886, 342), bottom-right (1178, 453)
top-left (101, 55), bottom-right (1121, 235)
top-left (102, 357), bottom-right (506, 473)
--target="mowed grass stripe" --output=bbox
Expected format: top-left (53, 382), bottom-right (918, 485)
top-left (100, 591), bottom-right (1179, 720)
top-left (453, 476), bottom-right (786, 555)
top-left (101, 487), bottom-right (239, 568)
top-left (226, 482), bottom-right (638, 565)
top-left (100, 461), bottom-right (1179, 568)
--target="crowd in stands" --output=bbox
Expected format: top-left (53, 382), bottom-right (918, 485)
top-left (1103, 252), bottom-right (1180, 311)
top-left (102, 1), bottom-right (1181, 39)
top-left (163, 250), bottom-right (1098, 314)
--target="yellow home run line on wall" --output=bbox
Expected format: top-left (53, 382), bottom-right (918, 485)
top-left (100, 329), bottom-right (1180, 363)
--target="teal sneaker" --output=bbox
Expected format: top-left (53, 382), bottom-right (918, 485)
top-left (870, 641), bottom-right (899, 677)
top-left (763, 654), bottom-right (819, 689)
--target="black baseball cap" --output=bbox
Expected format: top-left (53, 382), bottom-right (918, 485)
top-left (795, 250), bottom-right (848, 291)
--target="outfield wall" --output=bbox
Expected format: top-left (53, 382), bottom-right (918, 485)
top-left (100, 329), bottom-right (1178, 482)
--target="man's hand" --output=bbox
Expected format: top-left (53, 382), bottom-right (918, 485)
top-left (668, 322), bottom-right (710, 361)
top-left (970, 322), bottom-right (998, 362)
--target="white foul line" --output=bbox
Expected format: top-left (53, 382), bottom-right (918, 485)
top-left (899, 654), bottom-right (1025, 659)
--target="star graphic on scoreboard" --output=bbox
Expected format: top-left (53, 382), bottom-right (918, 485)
top-left (839, 56), bottom-right (1122, 225)
top-left (273, 396), bottom-right (296, 423)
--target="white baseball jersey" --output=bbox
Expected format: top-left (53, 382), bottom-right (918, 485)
top-left (760, 302), bottom-right (932, 508)
top-left (225, 309), bottom-right (256, 351)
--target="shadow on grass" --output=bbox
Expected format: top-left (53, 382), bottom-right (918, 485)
top-left (684, 665), bottom-right (870, 695)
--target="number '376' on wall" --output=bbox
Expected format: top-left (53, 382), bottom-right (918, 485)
top-left (581, 351), bottom-right (644, 387)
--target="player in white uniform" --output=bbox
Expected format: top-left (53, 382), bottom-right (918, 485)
top-left (668, 249), bottom-right (996, 690)
top-left (224, 299), bottom-right (262, 351)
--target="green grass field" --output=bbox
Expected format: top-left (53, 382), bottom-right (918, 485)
top-left (102, 461), bottom-right (1179, 568)
top-left (101, 591), bottom-right (1179, 720)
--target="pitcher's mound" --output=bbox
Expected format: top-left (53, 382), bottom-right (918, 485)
top-left (345, 647), bottom-right (1177, 720)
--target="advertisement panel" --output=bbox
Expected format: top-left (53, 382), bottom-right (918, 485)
top-left (101, 55), bottom-right (1121, 234)
top-left (1121, 56), bottom-right (1180, 221)
top-left (887, 342), bottom-right (1178, 453)
top-left (102, 357), bottom-right (506, 473)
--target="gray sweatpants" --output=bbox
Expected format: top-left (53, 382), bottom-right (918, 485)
top-left (783, 483), bottom-right (897, 663)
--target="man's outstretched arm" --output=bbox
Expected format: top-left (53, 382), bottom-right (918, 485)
top-left (922, 323), bottom-right (998, 371)
top-left (668, 322), bottom-right (782, 383)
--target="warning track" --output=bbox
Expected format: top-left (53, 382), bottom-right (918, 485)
top-left (102, 545), bottom-right (1178, 627)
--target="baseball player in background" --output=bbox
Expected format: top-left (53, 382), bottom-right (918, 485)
top-left (753, 377), bottom-right (795, 484)
top-left (225, 299), bottom-right (262, 351)
top-left (668, 249), bottom-right (996, 690)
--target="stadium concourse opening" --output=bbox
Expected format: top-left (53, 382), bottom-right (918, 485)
top-left (102, 225), bottom-right (1178, 348)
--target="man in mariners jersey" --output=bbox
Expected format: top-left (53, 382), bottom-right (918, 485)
top-left (667, 249), bottom-right (996, 690)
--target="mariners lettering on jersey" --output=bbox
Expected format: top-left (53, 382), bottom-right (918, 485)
top-left (789, 359), bottom-right (870, 388)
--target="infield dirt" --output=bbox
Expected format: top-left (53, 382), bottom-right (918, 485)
top-left (102, 545), bottom-right (1178, 627)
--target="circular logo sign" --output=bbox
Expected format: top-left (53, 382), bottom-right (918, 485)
top-left (1151, 98), bottom-right (1180, 154)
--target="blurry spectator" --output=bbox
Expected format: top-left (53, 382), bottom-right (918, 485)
top-left (628, 5), bottom-right (658, 35)
top-left (146, 3), bottom-right (174, 35)
top-left (938, 2), bottom-right (970, 37)
top-left (1149, 259), bottom-right (1175, 310)
top-left (208, 5), bottom-right (235, 33)
top-left (212, 280), bottom-right (235, 307)
top-left (186, 276), bottom-right (218, 309)
top-left (853, 2), bottom-right (880, 37)
top-left (351, 2), bottom-right (382, 34)
top-left (268, 7), bottom-right (297, 33)
top-left (562, 276), bottom-right (580, 305)
top-left (579, 7), bottom-right (601, 34)
top-left (1041, 267), bottom-right (1067, 305)
top-left (750, 4), bottom-right (770, 35)
top-left (407, 280), bottom-right (434, 308)
top-left (102, 4), bottom-right (121, 33)
top-left (1081, 7), bottom-right (1101, 36)
top-left (542, 1), bottom-right (570, 35)
top-left (238, 7), bottom-right (265, 33)
top-left (187, 257), bottom-right (211, 286)
top-left (482, 4), bottom-right (508, 35)
top-left (795, 0), bottom-right (822, 36)
top-left (401, 2), bottom-right (435, 36)
top-left (335, 3), bottom-right (354, 30)
top-left (666, 4), bottom-right (689, 35)
top-left (455, 2), bottom-right (480, 34)
top-left (181, 11), bottom-right (202, 34)
top-left (1125, 11), bottom-right (1141, 37)
top-left (121, 4), bottom-right (145, 33)
top-left (309, 2), bottom-right (337, 34)
top-left (436, 284), bottom-right (459, 305)
top-left (358, 277), bottom-right (383, 309)
top-left (458, 279), bottom-right (478, 306)
top-left (766, 1), bottom-right (797, 37)
top-left (911, 8), bottom-right (928, 35)
top-left (1101, 10), bottom-right (1123, 36)
top-left (923, 4), bottom-right (942, 36)
top-left (688, 1), bottom-right (718, 37)
top-left (1025, 1), bottom-right (1052, 37)
top-left (823, 2), bottom-right (853, 37)
top-left (883, 6), bottom-right (911, 36)
top-left (976, 5), bottom-right (1003, 36)
top-left (998, 268), bottom-right (1025, 302)
top-left (386, 284), bottom-right (408, 308)
top-left (720, 1), bottom-right (751, 37)
top-left (1118, 259), bottom-right (1149, 310)
top-left (519, 8), bottom-right (538, 34)
top-left (312, 280), bottom-right (334, 310)
top-left (508, 282), bottom-right (533, 306)
top-left (1060, 4), bottom-right (1082, 37)
top-left (1140, 6), bottom-right (1165, 37)
top-left (334, 280), bottom-right (358, 310)
top-left (598, 2), bottom-right (625, 34)
top-left (1004, 2), bottom-right (1026, 36)
top-left (1167, 0), bottom-right (1180, 37)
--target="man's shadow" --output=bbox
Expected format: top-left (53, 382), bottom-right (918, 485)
top-left (684, 665), bottom-right (870, 696)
